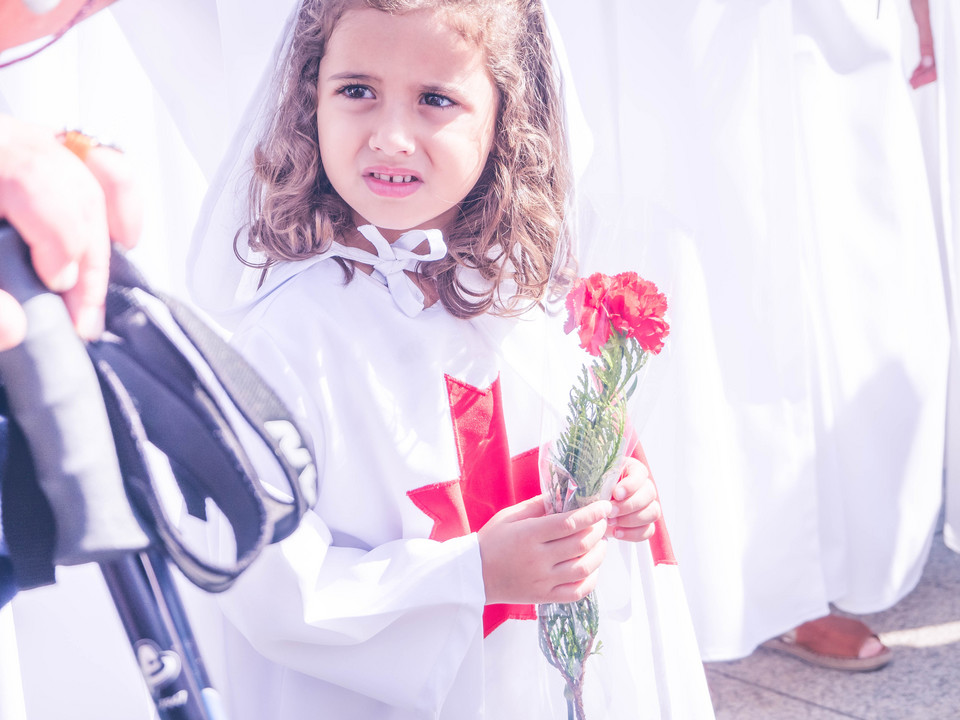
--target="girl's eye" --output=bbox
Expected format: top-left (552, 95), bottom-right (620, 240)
top-left (338, 84), bottom-right (374, 100)
top-left (421, 93), bottom-right (455, 109)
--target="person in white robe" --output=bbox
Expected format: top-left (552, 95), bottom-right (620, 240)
top-left (185, 1), bottom-right (715, 716)
top-left (547, 0), bottom-right (948, 668)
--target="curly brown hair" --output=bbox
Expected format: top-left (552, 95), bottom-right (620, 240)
top-left (242, 0), bottom-right (574, 317)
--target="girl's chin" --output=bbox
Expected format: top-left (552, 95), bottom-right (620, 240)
top-left (351, 214), bottom-right (454, 239)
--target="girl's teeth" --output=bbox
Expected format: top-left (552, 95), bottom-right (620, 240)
top-left (374, 173), bottom-right (414, 183)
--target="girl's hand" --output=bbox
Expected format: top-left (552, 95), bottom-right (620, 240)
top-left (477, 496), bottom-right (612, 606)
top-left (607, 457), bottom-right (661, 542)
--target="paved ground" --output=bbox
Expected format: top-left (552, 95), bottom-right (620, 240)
top-left (704, 522), bottom-right (960, 719)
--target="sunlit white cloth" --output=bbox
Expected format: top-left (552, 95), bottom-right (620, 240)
top-left (926, 0), bottom-right (960, 553)
top-left (548, 0), bottom-right (949, 662)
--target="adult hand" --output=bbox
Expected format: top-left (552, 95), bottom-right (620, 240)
top-left (477, 496), bottom-right (612, 605)
top-left (0, 0), bottom-right (119, 54)
top-left (0, 115), bottom-right (142, 350)
top-left (0, 288), bottom-right (27, 350)
top-left (606, 456), bottom-right (661, 542)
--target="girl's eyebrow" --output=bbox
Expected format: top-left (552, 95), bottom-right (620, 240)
top-left (421, 82), bottom-right (460, 96)
top-left (326, 72), bottom-right (378, 83)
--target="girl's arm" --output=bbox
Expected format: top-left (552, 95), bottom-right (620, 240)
top-left (219, 323), bottom-right (486, 713)
top-left (219, 514), bottom-right (484, 712)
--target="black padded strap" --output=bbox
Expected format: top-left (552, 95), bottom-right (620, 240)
top-left (82, 249), bottom-right (320, 592)
top-left (105, 251), bottom-right (319, 545)
top-left (0, 396), bottom-right (56, 591)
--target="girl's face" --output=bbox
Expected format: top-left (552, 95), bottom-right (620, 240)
top-left (316, 7), bottom-right (498, 238)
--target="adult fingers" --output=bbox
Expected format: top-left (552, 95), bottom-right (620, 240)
top-left (83, 145), bottom-right (142, 249)
top-left (0, 291), bottom-right (26, 351)
top-left (61, 141), bottom-right (142, 338)
top-left (3, 152), bottom-right (109, 295)
top-left (59, 233), bottom-right (110, 340)
top-left (0, 121), bottom-right (112, 337)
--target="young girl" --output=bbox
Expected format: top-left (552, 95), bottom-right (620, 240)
top-left (203, 0), bottom-right (715, 717)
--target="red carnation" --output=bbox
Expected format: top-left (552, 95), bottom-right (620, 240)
top-left (564, 273), bottom-right (613, 356)
top-left (605, 272), bottom-right (669, 354)
top-left (564, 271), bottom-right (669, 356)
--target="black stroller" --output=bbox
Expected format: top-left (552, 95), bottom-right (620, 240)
top-left (0, 222), bottom-right (319, 719)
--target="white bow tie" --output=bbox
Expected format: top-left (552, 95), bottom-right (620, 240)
top-left (318, 225), bottom-right (447, 317)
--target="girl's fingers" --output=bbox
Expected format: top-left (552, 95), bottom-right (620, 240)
top-left (497, 494), bottom-right (548, 522)
top-left (544, 514), bottom-right (608, 565)
top-left (609, 458), bottom-right (657, 515)
top-left (610, 518), bottom-right (658, 543)
top-left (612, 499), bottom-right (662, 530)
top-left (550, 534), bottom-right (607, 586)
top-left (548, 567), bottom-right (602, 604)
top-left (538, 500), bottom-right (612, 543)
top-left (607, 457), bottom-right (662, 543)
top-left (545, 533), bottom-right (610, 603)
top-left (611, 457), bottom-right (649, 501)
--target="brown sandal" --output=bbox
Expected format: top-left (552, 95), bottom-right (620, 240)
top-left (761, 615), bottom-right (893, 672)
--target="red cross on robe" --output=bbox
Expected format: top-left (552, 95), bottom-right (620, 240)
top-left (406, 375), bottom-right (541, 637)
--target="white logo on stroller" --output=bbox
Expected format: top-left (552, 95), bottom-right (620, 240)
top-left (135, 639), bottom-right (183, 691)
top-left (265, 420), bottom-right (316, 482)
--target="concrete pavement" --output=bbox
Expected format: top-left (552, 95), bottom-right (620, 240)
top-left (705, 520), bottom-right (960, 719)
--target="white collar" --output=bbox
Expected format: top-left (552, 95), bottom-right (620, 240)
top-left (317, 225), bottom-right (447, 317)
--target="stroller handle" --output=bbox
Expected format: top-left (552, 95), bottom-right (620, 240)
top-left (0, 223), bottom-right (149, 564)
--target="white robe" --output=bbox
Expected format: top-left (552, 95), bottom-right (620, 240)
top-left (214, 258), bottom-right (714, 719)
top-left (548, 0), bottom-right (949, 661)
top-left (925, 0), bottom-right (960, 553)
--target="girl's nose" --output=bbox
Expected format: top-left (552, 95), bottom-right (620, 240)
top-left (368, 105), bottom-right (416, 156)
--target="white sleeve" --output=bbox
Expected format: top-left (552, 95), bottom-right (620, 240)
top-left (220, 323), bottom-right (486, 712)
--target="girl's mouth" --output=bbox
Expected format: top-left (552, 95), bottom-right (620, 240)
top-left (365, 171), bottom-right (422, 198)
top-left (371, 172), bottom-right (418, 184)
